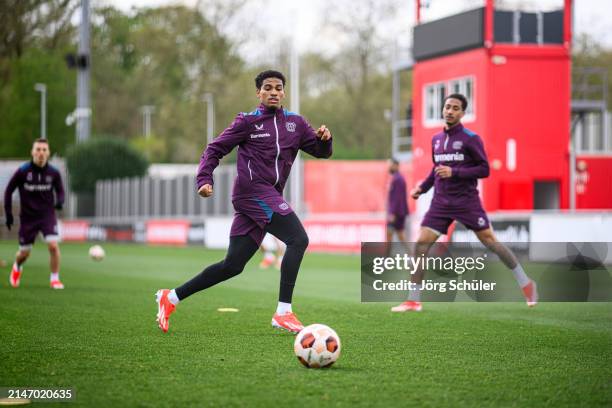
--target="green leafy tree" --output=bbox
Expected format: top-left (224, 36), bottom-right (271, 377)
top-left (0, 47), bottom-right (75, 158)
top-left (89, 5), bottom-right (248, 162)
top-left (573, 34), bottom-right (612, 109)
top-left (0, 0), bottom-right (78, 158)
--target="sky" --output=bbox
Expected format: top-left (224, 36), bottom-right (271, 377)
top-left (99, 0), bottom-right (612, 59)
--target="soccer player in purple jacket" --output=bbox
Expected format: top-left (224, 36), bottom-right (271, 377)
top-left (156, 70), bottom-right (332, 333)
top-left (386, 158), bottom-right (410, 244)
top-left (391, 94), bottom-right (537, 312)
top-left (4, 139), bottom-right (65, 289)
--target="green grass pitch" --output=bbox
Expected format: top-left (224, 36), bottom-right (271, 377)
top-left (0, 241), bottom-right (610, 407)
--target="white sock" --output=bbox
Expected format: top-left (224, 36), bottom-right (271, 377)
top-left (512, 264), bottom-right (530, 288)
top-left (50, 272), bottom-right (59, 282)
top-left (168, 289), bottom-right (180, 305)
top-left (408, 283), bottom-right (422, 302)
top-left (276, 302), bottom-right (292, 315)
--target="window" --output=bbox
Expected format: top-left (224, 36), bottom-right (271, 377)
top-left (424, 82), bottom-right (446, 123)
top-left (448, 76), bottom-right (475, 116)
top-left (576, 111), bottom-right (612, 154)
top-left (424, 76), bottom-right (475, 127)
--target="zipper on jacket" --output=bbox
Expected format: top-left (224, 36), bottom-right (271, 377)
top-left (247, 159), bottom-right (253, 180)
top-left (273, 116), bottom-right (280, 185)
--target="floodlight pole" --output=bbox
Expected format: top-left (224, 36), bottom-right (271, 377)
top-left (290, 37), bottom-right (302, 216)
top-left (203, 93), bottom-right (215, 145)
top-left (34, 83), bottom-right (47, 139)
top-left (392, 43), bottom-right (399, 156)
top-left (76, 0), bottom-right (91, 142)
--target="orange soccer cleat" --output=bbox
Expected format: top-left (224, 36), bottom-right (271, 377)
top-left (156, 289), bottom-right (176, 333)
top-left (9, 264), bottom-right (21, 288)
top-left (271, 312), bottom-right (304, 333)
top-left (50, 280), bottom-right (64, 289)
top-left (522, 280), bottom-right (538, 307)
top-left (259, 255), bottom-right (276, 269)
top-left (391, 301), bottom-right (423, 312)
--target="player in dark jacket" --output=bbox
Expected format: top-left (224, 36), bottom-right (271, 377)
top-left (4, 138), bottom-right (65, 289)
top-left (386, 158), bottom-right (410, 243)
top-left (392, 94), bottom-right (537, 312)
top-left (156, 70), bottom-right (332, 334)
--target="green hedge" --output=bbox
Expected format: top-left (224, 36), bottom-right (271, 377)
top-left (66, 137), bottom-right (149, 194)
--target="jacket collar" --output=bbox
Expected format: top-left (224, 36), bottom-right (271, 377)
top-left (30, 159), bottom-right (48, 171)
top-left (444, 123), bottom-right (464, 137)
top-left (257, 103), bottom-right (282, 115)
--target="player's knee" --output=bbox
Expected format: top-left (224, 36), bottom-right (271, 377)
top-left (48, 243), bottom-right (60, 254)
top-left (222, 260), bottom-right (245, 277)
top-left (289, 231), bottom-right (309, 251)
top-left (477, 229), bottom-right (497, 246)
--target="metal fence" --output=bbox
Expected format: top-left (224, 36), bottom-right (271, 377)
top-left (94, 163), bottom-right (301, 223)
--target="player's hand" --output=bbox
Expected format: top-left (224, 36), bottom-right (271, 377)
top-left (410, 187), bottom-right (422, 199)
top-left (316, 125), bottom-right (332, 141)
top-left (387, 214), bottom-right (395, 223)
top-left (5, 213), bottom-right (13, 231)
top-left (435, 165), bottom-right (453, 179)
top-left (198, 184), bottom-right (213, 198)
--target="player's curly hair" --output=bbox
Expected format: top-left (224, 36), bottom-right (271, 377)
top-left (255, 70), bottom-right (286, 89)
top-left (444, 93), bottom-right (468, 111)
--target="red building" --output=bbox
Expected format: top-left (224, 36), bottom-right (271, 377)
top-left (410, 0), bottom-right (611, 211)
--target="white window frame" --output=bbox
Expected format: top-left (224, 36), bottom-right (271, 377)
top-left (423, 81), bottom-right (446, 127)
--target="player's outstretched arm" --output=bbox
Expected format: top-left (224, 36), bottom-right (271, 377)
top-left (196, 114), bottom-right (248, 192)
top-left (453, 135), bottom-right (490, 179)
top-left (3, 169), bottom-right (20, 229)
top-left (53, 169), bottom-right (65, 210)
top-left (418, 166), bottom-right (436, 195)
top-left (300, 121), bottom-right (332, 159)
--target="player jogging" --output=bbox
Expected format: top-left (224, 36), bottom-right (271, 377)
top-left (391, 94), bottom-right (537, 312)
top-left (4, 138), bottom-right (65, 289)
top-left (386, 158), bottom-right (410, 244)
top-left (155, 70), bottom-right (332, 333)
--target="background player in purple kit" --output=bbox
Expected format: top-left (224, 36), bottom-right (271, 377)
top-left (391, 94), bottom-right (537, 312)
top-left (4, 138), bottom-right (65, 289)
top-left (386, 158), bottom-right (410, 244)
top-left (155, 70), bottom-right (332, 333)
